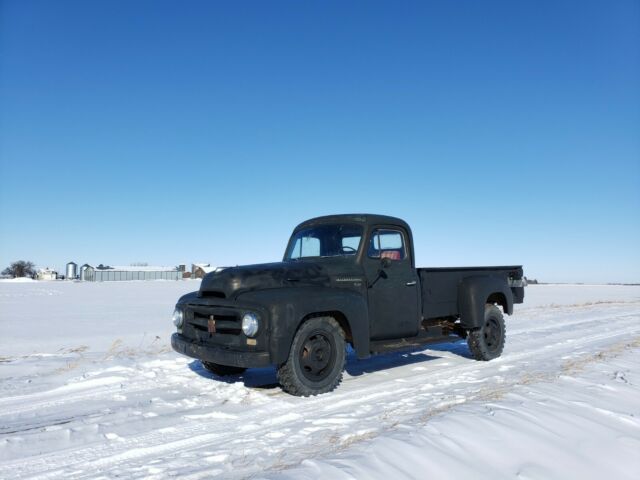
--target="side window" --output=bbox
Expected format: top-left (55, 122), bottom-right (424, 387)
top-left (368, 229), bottom-right (406, 260)
top-left (290, 237), bottom-right (321, 259)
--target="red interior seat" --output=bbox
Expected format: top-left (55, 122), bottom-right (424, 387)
top-left (380, 250), bottom-right (401, 261)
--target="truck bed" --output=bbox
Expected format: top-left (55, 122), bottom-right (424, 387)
top-left (418, 266), bottom-right (524, 320)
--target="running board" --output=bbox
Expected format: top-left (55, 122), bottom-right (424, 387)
top-left (369, 329), bottom-right (461, 355)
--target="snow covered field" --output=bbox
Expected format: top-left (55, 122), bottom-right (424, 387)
top-left (1, 281), bottom-right (639, 479)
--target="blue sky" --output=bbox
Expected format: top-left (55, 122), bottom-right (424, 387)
top-left (1, 0), bottom-right (638, 283)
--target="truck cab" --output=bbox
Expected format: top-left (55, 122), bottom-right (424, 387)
top-left (171, 214), bottom-right (525, 396)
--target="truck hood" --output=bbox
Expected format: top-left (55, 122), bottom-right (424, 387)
top-left (199, 261), bottom-right (329, 298)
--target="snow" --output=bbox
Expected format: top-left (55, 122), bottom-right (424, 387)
top-left (272, 345), bottom-right (640, 480)
top-left (91, 265), bottom-right (179, 272)
top-left (198, 265), bottom-right (222, 274)
top-left (0, 282), bottom-right (639, 479)
top-left (0, 280), bottom-right (197, 356)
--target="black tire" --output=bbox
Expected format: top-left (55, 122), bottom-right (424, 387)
top-left (277, 316), bottom-right (346, 396)
top-left (467, 304), bottom-right (506, 361)
top-left (202, 361), bottom-right (247, 376)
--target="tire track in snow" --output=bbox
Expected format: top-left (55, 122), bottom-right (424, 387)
top-left (2, 301), bottom-right (636, 416)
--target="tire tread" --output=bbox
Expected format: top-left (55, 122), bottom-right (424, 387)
top-left (467, 304), bottom-right (506, 361)
top-left (277, 316), bottom-right (346, 396)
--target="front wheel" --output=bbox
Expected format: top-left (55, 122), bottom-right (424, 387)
top-left (277, 316), bottom-right (346, 396)
top-left (202, 361), bottom-right (247, 376)
top-left (467, 304), bottom-right (506, 361)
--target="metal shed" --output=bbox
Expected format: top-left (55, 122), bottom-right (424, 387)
top-left (81, 265), bottom-right (181, 281)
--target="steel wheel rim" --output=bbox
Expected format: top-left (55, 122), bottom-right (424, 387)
top-left (299, 330), bottom-right (336, 382)
top-left (484, 317), bottom-right (502, 352)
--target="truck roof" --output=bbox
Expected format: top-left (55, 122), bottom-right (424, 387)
top-left (295, 214), bottom-right (410, 231)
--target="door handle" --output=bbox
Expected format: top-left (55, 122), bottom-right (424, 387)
top-left (406, 280), bottom-right (417, 286)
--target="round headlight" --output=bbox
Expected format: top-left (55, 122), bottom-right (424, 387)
top-left (172, 308), bottom-right (184, 328)
top-left (242, 312), bottom-right (259, 337)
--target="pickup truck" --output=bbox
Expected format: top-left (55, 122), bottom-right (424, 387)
top-left (171, 214), bottom-right (525, 396)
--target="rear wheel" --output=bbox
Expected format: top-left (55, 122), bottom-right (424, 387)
top-left (277, 316), bottom-right (346, 396)
top-left (201, 361), bottom-right (247, 376)
top-left (467, 304), bottom-right (506, 361)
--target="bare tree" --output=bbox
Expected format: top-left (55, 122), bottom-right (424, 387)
top-left (2, 260), bottom-right (36, 278)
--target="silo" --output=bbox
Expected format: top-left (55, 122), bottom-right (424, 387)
top-left (66, 261), bottom-right (78, 280)
top-left (80, 264), bottom-right (91, 281)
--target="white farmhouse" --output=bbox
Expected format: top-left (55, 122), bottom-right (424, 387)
top-left (36, 268), bottom-right (58, 281)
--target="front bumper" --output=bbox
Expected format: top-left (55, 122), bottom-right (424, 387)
top-left (171, 333), bottom-right (271, 368)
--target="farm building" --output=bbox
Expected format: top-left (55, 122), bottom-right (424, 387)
top-left (36, 268), bottom-right (58, 281)
top-left (192, 263), bottom-right (221, 279)
top-left (81, 265), bottom-right (181, 281)
top-left (66, 262), bottom-right (78, 280)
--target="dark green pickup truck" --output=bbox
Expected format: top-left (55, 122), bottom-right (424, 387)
top-left (172, 214), bottom-right (525, 396)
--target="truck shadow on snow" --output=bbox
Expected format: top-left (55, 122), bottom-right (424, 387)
top-left (187, 340), bottom-right (471, 391)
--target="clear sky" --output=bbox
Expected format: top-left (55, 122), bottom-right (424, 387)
top-left (1, 0), bottom-right (639, 283)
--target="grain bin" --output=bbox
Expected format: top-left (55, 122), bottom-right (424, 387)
top-left (80, 264), bottom-right (91, 281)
top-left (66, 261), bottom-right (78, 280)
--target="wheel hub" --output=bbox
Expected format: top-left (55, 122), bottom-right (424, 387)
top-left (300, 332), bottom-right (335, 381)
top-left (484, 318), bottom-right (501, 351)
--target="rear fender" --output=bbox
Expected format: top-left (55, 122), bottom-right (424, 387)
top-left (457, 276), bottom-right (513, 329)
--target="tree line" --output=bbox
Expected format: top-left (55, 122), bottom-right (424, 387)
top-left (2, 260), bottom-right (36, 278)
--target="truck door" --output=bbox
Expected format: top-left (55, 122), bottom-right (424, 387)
top-left (364, 227), bottom-right (420, 340)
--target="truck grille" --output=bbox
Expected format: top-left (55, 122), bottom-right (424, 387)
top-left (191, 311), bottom-right (241, 335)
top-left (183, 306), bottom-right (243, 346)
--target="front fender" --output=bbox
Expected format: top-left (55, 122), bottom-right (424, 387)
top-left (457, 276), bottom-right (513, 329)
top-left (237, 287), bottom-right (370, 365)
top-left (176, 290), bottom-right (199, 306)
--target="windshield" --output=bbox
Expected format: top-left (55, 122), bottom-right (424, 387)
top-left (285, 224), bottom-right (363, 260)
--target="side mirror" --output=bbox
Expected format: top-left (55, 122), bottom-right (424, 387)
top-left (381, 257), bottom-right (392, 269)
